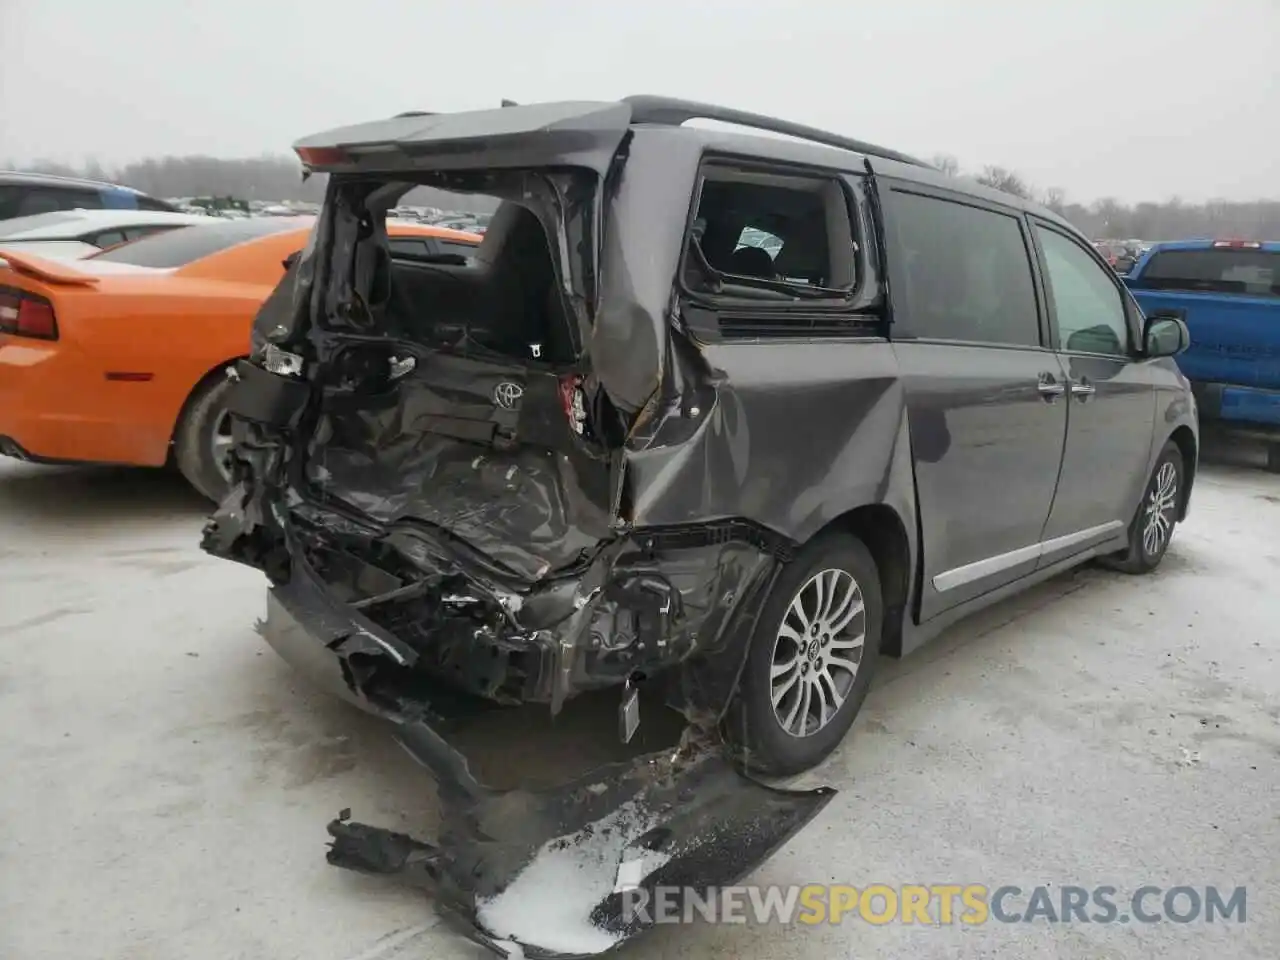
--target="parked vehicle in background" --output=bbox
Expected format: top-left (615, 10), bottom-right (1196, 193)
top-left (0, 171), bottom-right (179, 221)
top-left (1094, 239), bottom-right (1141, 274)
top-left (0, 209), bottom-right (215, 260)
top-left (202, 95), bottom-right (1199, 957)
top-left (0, 218), bottom-right (480, 500)
top-left (1125, 238), bottom-right (1280, 469)
top-left (187, 196), bottom-right (252, 217)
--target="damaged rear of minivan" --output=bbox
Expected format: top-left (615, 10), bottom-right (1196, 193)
top-left (202, 102), bottom-right (841, 956)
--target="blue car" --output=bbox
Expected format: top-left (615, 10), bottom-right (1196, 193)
top-left (0, 171), bottom-right (177, 222)
top-left (1125, 238), bottom-right (1280, 469)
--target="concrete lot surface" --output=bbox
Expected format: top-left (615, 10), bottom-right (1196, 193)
top-left (1, 448), bottom-right (1277, 960)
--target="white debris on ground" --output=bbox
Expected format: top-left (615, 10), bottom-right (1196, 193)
top-left (476, 799), bottom-right (665, 955)
top-left (612, 847), bottom-right (673, 894)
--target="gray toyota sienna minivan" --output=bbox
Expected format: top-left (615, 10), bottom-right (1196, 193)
top-left (202, 96), bottom-right (1198, 956)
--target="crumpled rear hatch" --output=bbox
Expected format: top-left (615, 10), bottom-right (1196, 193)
top-left (302, 346), bottom-right (618, 581)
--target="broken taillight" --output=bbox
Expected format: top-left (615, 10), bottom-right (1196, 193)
top-left (559, 374), bottom-right (587, 435)
top-left (0, 287), bottom-right (58, 340)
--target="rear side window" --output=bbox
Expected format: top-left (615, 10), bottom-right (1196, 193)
top-left (91, 217), bottom-right (299, 267)
top-left (682, 165), bottom-right (858, 302)
top-left (134, 196), bottom-right (177, 212)
top-left (436, 239), bottom-right (478, 257)
top-left (0, 186), bottom-right (20, 220)
top-left (0, 186), bottom-right (104, 218)
top-left (90, 230), bottom-right (127, 248)
top-left (124, 225), bottom-right (176, 242)
top-left (388, 238), bottom-right (431, 259)
top-left (889, 191), bottom-right (1040, 347)
top-left (1136, 249), bottom-right (1279, 298)
top-left (388, 237), bottom-right (477, 262)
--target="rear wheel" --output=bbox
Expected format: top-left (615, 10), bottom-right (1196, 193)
top-left (725, 533), bottom-right (883, 777)
top-left (1103, 440), bottom-right (1184, 574)
top-left (174, 374), bottom-right (236, 502)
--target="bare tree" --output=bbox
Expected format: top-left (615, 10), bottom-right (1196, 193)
top-left (1092, 197), bottom-right (1125, 237)
top-left (931, 154), bottom-right (960, 177)
top-left (976, 166), bottom-right (1031, 199)
top-left (1042, 187), bottom-right (1067, 215)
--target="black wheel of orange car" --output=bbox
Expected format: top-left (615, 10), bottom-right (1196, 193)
top-left (174, 372), bottom-right (236, 503)
top-left (726, 532), bottom-right (883, 777)
top-left (1104, 440), bottom-right (1184, 575)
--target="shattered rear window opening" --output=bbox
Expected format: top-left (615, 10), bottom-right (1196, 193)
top-left (306, 169), bottom-right (600, 363)
top-left (286, 167), bottom-right (625, 601)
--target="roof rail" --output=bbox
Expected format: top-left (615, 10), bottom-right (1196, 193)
top-left (623, 95), bottom-right (932, 169)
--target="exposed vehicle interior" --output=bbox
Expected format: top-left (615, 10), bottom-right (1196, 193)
top-left (383, 199), bottom-right (576, 364)
top-left (683, 167), bottom-right (857, 299)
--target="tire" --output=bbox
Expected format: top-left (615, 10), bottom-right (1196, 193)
top-left (1104, 440), bottom-right (1184, 574)
top-left (174, 373), bottom-right (236, 503)
top-left (725, 532), bottom-right (883, 777)
top-left (1267, 443), bottom-right (1280, 474)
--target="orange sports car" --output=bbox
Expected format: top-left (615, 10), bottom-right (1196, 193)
top-left (0, 216), bottom-right (480, 499)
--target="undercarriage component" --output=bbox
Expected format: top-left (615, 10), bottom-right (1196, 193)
top-left (327, 724), bottom-right (834, 958)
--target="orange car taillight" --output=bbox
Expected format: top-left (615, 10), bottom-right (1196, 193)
top-left (0, 286), bottom-right (58, 340)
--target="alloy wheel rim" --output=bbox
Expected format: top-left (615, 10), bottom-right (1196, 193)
top-left (770, 568), bottom-right (866, 738)
top-left (1141, 461), bottom-right (1178, 557)
top-left (211, 409), bottom-right (235, 482)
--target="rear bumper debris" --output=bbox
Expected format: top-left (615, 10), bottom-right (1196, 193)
top-left (261, 552), bottom-right (836, 957)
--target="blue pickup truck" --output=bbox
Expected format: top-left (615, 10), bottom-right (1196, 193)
top-left (1124, 239), bottom-right (1280, 470)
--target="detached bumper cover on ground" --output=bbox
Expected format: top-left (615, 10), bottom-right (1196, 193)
top-left (257, 544), bottom-right (835, 957)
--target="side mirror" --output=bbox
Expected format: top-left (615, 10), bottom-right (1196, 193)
top-left (1144, 313), bottom-right (1189, 358)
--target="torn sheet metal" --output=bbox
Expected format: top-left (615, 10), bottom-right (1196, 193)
top-left (328, 731), bottom-right (834, 958)
top-left (303, 355), bottom-right (615, 583)
top-left (256, 544), bottom-right (832, 957)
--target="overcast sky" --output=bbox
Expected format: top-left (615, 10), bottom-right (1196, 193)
top-left (2, 0), bottom-right (1277, 204)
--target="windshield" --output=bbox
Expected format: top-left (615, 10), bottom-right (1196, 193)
top-left (90, 217), bottom-right (304, 268)
top-left (1136, 248), bottom-right (1279, 298)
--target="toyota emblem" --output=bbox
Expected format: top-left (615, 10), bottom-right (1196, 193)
top-left (493, 381), bottom-right (524, 409)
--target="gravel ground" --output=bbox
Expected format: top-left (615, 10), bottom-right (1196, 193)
top-left (1, 442), bottom-right (1276, 960)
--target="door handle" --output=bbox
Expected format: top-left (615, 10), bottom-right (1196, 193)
top-left (1071, 377), bottom-right (1097, 400)
top-left (1037, 373), bottom-right (1066, 401)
